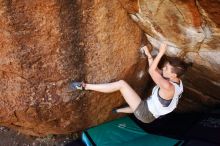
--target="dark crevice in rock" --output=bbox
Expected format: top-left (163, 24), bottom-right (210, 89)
top-left (58, 0), bottom-right (86, 81)
top-left (58, 0), bottom-right (90, 132)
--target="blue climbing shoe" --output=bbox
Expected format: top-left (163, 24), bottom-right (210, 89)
top-left (112, 108), bottom-right (118, 114)
top-left (70, 82), bottom-right (85, 91)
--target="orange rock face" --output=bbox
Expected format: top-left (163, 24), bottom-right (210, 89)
top-left (0, 0), bottom-right (142, 136)
top-left (1, 0), bottom-right (219, 136)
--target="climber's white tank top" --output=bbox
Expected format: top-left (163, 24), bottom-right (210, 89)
top-left (147, 80), bottom-right (183, 118)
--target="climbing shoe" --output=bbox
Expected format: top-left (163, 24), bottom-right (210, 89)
top-left (70, 82), bottom-right (85, 91)
top-left (112, 108), bottom-right (118, 114)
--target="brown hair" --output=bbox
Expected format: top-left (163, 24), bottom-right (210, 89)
top-left (166, 57), bottom-right (189, 77)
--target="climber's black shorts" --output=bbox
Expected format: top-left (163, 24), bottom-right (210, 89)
top-left (134, 100), bottom-right (156, 123)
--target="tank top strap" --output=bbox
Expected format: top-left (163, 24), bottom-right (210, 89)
top-left (169, 80), bottom-right (183, 97)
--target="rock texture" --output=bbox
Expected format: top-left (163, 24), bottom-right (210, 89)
top-left (1, 0), bottom-right (220, 136)
top-left (0, 0), bottom-right (143, 136)
top-left (120, 0), bottom-right (220, 111)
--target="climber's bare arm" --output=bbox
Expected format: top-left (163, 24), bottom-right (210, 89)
top-left (148, 43), bottom-right (172, 90)
top-left (142, 46), bottom-right (162, 74)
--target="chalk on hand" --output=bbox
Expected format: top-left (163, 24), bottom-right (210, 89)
top-left (140, 46), bottom-right (145, 54)
top-left (139, 46), bottom-right (147, 58)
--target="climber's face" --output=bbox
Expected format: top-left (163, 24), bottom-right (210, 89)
top-left (162, 62), bottom-right (177, 79)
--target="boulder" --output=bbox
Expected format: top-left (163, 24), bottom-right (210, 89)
top-left (0, 0), bottom-right (142, 136)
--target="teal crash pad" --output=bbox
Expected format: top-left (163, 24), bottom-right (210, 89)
top-left (82, 116), bottom-right (182, 146)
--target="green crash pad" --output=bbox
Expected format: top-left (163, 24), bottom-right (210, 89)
top-left (82, 116), bottom-right (182, 146)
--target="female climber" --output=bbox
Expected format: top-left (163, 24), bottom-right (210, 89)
top-left (70, 42), bottom-right (187, 123)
